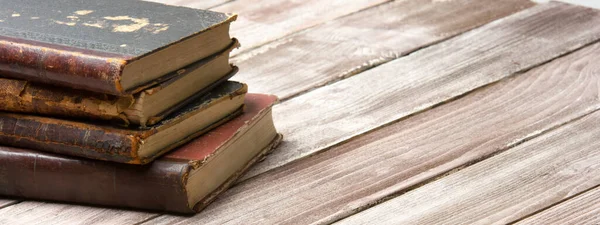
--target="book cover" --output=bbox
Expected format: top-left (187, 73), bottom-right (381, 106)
top-left (0, 0), bottom-right (236, 95)
top-left (0, 39), bottom-right (240, 127)
top-left (0, 82), bottom-right (247, 164)
top-left (0, 94), bottom-right (281, 213)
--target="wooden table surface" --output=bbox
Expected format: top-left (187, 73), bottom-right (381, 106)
top-left (2, 0), bottom-right (600, 224)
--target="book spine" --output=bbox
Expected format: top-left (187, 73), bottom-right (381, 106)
top-left (0, 146), bottom-right (194, 213)
top-left (0, 35), bottom-right (128, 95)
top-left (0, 113), bottom-right (142, 164)
top-left (0, 78), bottom-right (133, 124)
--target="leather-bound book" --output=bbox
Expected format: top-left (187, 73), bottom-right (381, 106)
top-left (0, 81), bottom-right (247, 164)
top-left (0, 39), bottom-right (240, 127)
top-left (0, 0), bottom-right (235, 95)
top-left (0, 94), bottom-right (281, 214)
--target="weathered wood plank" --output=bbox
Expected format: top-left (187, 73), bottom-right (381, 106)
top-left (243, 2), bottom-right (600, 180)
top-left (143, 38), bottom-right (600, 225)
top-left (339, 111), bottom-right (600, 225)
top-left (146, 0), bottom-right (387, 53)
top-left (143, 0), bottom-right (229, 9)
top-left (515, 186), bottom-right (600, 225)
top-left (213, 0), bottom-right (389, 54)
top-left (233, 0), bottom-right (534, 100)
top-left (0, 202), bottom-right (155, 225)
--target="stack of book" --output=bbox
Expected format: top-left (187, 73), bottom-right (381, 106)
top-left (0, 0), bottom-right (281, 214)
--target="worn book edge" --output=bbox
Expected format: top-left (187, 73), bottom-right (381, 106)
top-left (0, 13), bottom-right (237, 95)
top-left (191, 133), bottom-right (282, 213)
top-left (0, 94), bottom-right (279, 213)
top-left (0, 39), bottom-right (240, 126)
top-left (0, 82), bottom-right (248, 164)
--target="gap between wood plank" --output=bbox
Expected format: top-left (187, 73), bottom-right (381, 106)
top-left (273, 24), bottom-right (482, 103)
top-left (0, 1), bottom-right (536, 223)
top-left (214, 0), bottom-right (391, 54)
top-left (145, 21), bottom-right (600, 224)
top-left (322, 41), bottom-right (600, 221)
top-left (143, 0), bottom-right (228, 9)
top-left (231, 0), bottom-right (534, 101)
top-left (324, 39), bottom-right (600, 221)
top-left (0, 1), bottom-right (496, 221)
top-left (242, 2), bottom-right (600, 181)
top-left (338, 108), bottom-right (600, 224)
top-left (133, 215), bottom-right (163, 225)
top-left (3, 1), bottom-right (596, 223)
top-left (125, 2), bottom-right (600, 224)
top-left (207, 0), bottom-right (235, 9)
top-left (509, 183), bottom-right (600, 224)
top-left (225, 0), bottom-right (394, 57)
top-left (0, 200), bottom-right (19, 210)
top-left (0, 201), bottom-right (156, 225)
top-left (136, 3), bottom-right (600, 223)
top-left (333, 108), bottom-right (600, 224)
top-left (0, 0), bottom-right (396, 222)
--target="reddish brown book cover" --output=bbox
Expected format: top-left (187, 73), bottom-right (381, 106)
top-left (0, 94), bottom-right (281, 213)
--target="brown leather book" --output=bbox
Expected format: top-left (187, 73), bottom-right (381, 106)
top-left (0, 0), bottom-right (235, 95)
top-left (0, 81), bottom-right (247, 164)
top-left (0, 94), bottom-right (280, 214)
top-left (0, 39), bottom-right (240, 127)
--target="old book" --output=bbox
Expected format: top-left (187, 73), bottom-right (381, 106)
top-left (0, 94), bottom-right (281, 214)
top-left (0, 39), bottom-right (240, 127)
top-left (0, 81), bottom-right (247, 164)
top-left (0, 0), bottom-right (236, 95)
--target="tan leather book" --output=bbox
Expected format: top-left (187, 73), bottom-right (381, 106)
top-left (0, 81), bottom-right (247, 164)
top-left (0, 39), bottom-right (239, 127)
top-left (0, 94), bottom-right (280, 214)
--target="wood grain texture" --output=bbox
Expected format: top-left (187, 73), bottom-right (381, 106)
top-left (0, 202), bottom-right (155, 225)
top-left (339, 111), bottom-right (600, 225)
top-left (515, 186), bottom-right (600, 225)
top-left (142, 39), bottom-right (600, 225)
top-left (213, 0), bottom-right (389, 54)
top-left (243, 2), bottom-right (600, 180)
top-left (232, 0), bottom-right (534, 100)
top-left (144, 0), bottom-right (230, 9)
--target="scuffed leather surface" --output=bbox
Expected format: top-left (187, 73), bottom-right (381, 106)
top-left (0, 134), bottom-right (282, 214)
top-left (0, 78), bottom-right (133, 122)
top-left (0, 82), bottom-right (247, 164)
top-left (0, 36), bottom-right (127, 95)
top-left (0, 94), bottom-right (281, 213)
top-left (0, 0), bottom-right (233, 55)
top-left (0, 39), bottom-right (240, 126)
top-left (166, 93), bottom-right (278, 160)
top-left (0, 146), bottom-right (192, 213)
top-left (0, 0), bottom-right (236, 95)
